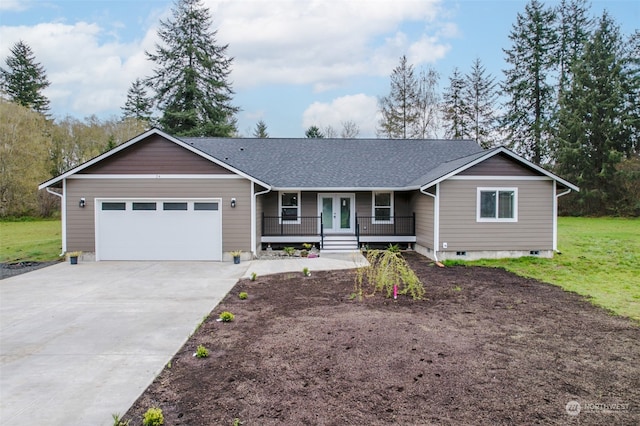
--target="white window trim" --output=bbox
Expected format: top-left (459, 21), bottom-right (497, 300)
top-left (476, 187), bottom-right (518, 222)
top-left (279, 191), bottom-right (301, 224)
top-left (372, 191), bottom-right (394, 224)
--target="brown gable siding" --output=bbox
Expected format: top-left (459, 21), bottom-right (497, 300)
top-left (459, 153), bottom-right (539, 176)
top-left (81, 134), bottom-right (233, 175)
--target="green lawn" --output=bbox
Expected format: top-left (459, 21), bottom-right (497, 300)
top-left (446, 217), bottom-right (640, 321)
top-left (0, 218), bottom-right (62, 262)
top-left (1, 217), bottom-right (638, 321)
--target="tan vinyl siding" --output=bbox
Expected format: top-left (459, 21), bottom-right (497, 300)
top-left (261, 192), bottom-right (278, 216)
top-left (439, 179), bottom-right (553, 251)
top-left (66, 178), bottom-right (251, 252)
top-left (82, 134), bottom-right (233, 175)
top-left (301, 192), bottom-right (317, 216)
top-left (412, 192), bottom-right (434, 249)
top-left (459, 153), bottom-right (539, 176)
top-left (355, 192), bottom-right (370, 216)
top-left (254, 185), bottom-right (266, 252)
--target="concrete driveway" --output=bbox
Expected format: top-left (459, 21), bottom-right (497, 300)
top-left (0, 260), bottom-right (249, 426)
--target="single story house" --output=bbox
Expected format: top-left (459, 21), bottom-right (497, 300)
top-left (39, 128), bottom-right (578, 262)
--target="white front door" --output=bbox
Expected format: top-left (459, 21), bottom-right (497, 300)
top-left (318, 193), bottom-right (355, 234)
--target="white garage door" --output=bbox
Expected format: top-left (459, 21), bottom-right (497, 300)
top-left (96, 198), bottom-right (222, 261)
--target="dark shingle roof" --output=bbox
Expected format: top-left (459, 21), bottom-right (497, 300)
top-left (181, 137), bottom-right (484, 189)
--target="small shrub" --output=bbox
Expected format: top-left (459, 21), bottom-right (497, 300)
top-left (301, 249), bottom-right (309, 257)
top-left (219, 311), bottom-right (235, 322)
top-left (387, 243), bottom-right (401, 253)
top-left (283, 246), bottom-right (296, 256)
top-left (196, 344), bottom-right (209, 358)
top-left (232, 419), bottom-right (243, 426)
top-left (354, 249), bottom-right (425, 300)
top-left (250, 272), bottom-right (257, 281)
top-left (452, 285), bottom-right (462, 292)
top-left (142, 407), bottom-right (164, 426)
top-left (112, 413), bottom-right (130, 426)
top-left (302, 243), bottom-right (312, 250)
top-left (302, 267), bottom-right (311, 276)
top-left (238, 291), bottom-right (248, 300)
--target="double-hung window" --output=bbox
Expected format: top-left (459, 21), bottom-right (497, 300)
top-left (372, 191), bottom-right (393, 223)
top-left (280, 192), bottom-right (300, 223)
top-left (477, 188), bottom-right (517, 222)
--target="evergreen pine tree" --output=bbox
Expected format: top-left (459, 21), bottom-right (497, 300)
top-left (122, 78), bottom-right (153, 123)
top-left (146, 0), bottom-right (238, 137)
top-left (442, 68), bottom-right (469, 139)
top-left (502, 0), bottom-right (557, 164)
top-left (555, 0), bottom-right (592, 98)
top-left (0, 40), bottom-right (50, 115)
top-left (253, 120), bottom-right (269, 138)
top-left (377, 55), bottom-right (419, 139)
top-left (464, 58), bottom-right (498, 148)
top-left (555, 12), bottom-right (632, 214)
top-left (305, 125), bottom-right (324, 138)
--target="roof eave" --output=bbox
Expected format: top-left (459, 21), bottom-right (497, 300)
top-left (270, 186), bottom-right (417, 192)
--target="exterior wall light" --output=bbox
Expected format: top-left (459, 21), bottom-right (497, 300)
top-left (231, 198), bottom-right (236, 208)
top-left (79, 197), bottom-right (86, 208)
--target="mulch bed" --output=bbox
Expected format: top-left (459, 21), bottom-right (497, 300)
top-left (123, 252), bottom-right (639, 425)
top-left (0, 260), bottom-right (60, 279)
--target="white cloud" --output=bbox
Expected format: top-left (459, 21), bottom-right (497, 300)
top-left (209, 0), bottom-right (455, 90)
top-left (0, 21), bottom-right (159, 118)
top-left (0, 0), bottom-right (30, 11)
top-left (0, 0), bottom-right (456, 121)
top-left (302, 94), bottom-right (379, 137)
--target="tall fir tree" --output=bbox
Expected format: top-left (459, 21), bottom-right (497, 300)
top-left (377, 55), bottom-right (419, 139)
top-left (555, 12), bottom-right (633, 214)
top-left (146, 0), bottom-right (238, 137)
top-left (0, 40), bottom-right (50, 115)
top-left (623, 30), bottom-right (640, 155)
top-left (502, 0), bottom-right (557, 164)
top-left (305, 125), bottom-right (324, 138)
top-left (253, 120), bottom-right (269, 138)
top-left (555, 0), bottom-right (592, 99)
top-left (464, 58), bottom-right (498, 148)
top-left (122, 78), bottom-right (154, 123)
top-left (442, 67), bottom-right (469, 139)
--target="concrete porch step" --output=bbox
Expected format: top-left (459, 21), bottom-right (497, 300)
top-left (322, 235), bottom-right (359, 252)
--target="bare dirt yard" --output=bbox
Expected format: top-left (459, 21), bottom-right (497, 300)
top-left (123, 253), bottom-right (639, 425)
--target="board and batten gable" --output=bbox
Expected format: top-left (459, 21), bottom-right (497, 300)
top-left (81, 133), bottom-right (234, 175)
top-left (437, 154), bottom-right (555, 259)
top-left (64, 134), bottom-right (252, 254)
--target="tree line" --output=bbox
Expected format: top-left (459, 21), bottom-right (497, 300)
top-left (1, 0), bottom-right (638, 216)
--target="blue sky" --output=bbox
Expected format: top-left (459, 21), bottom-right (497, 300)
top-left (1, 0), bottom-right (638, 137)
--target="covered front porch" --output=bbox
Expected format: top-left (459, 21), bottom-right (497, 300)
top-left (258, 191), bottom-right (417, 251)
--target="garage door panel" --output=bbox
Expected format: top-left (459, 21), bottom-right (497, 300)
top-left (96, 199), bottom-right (222, 261)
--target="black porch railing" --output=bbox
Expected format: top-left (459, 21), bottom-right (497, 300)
top-left (262, 213), bottom-right (415, 239)
top-left (262, 213), bottom-right (322, 236)
top-left (355, 213), bottom-right (415, 236)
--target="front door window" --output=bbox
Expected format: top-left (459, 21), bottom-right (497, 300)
top-left (322, 197), bottom-right (333, 230)
top-left (319, 194), bottom-right (354, 233)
